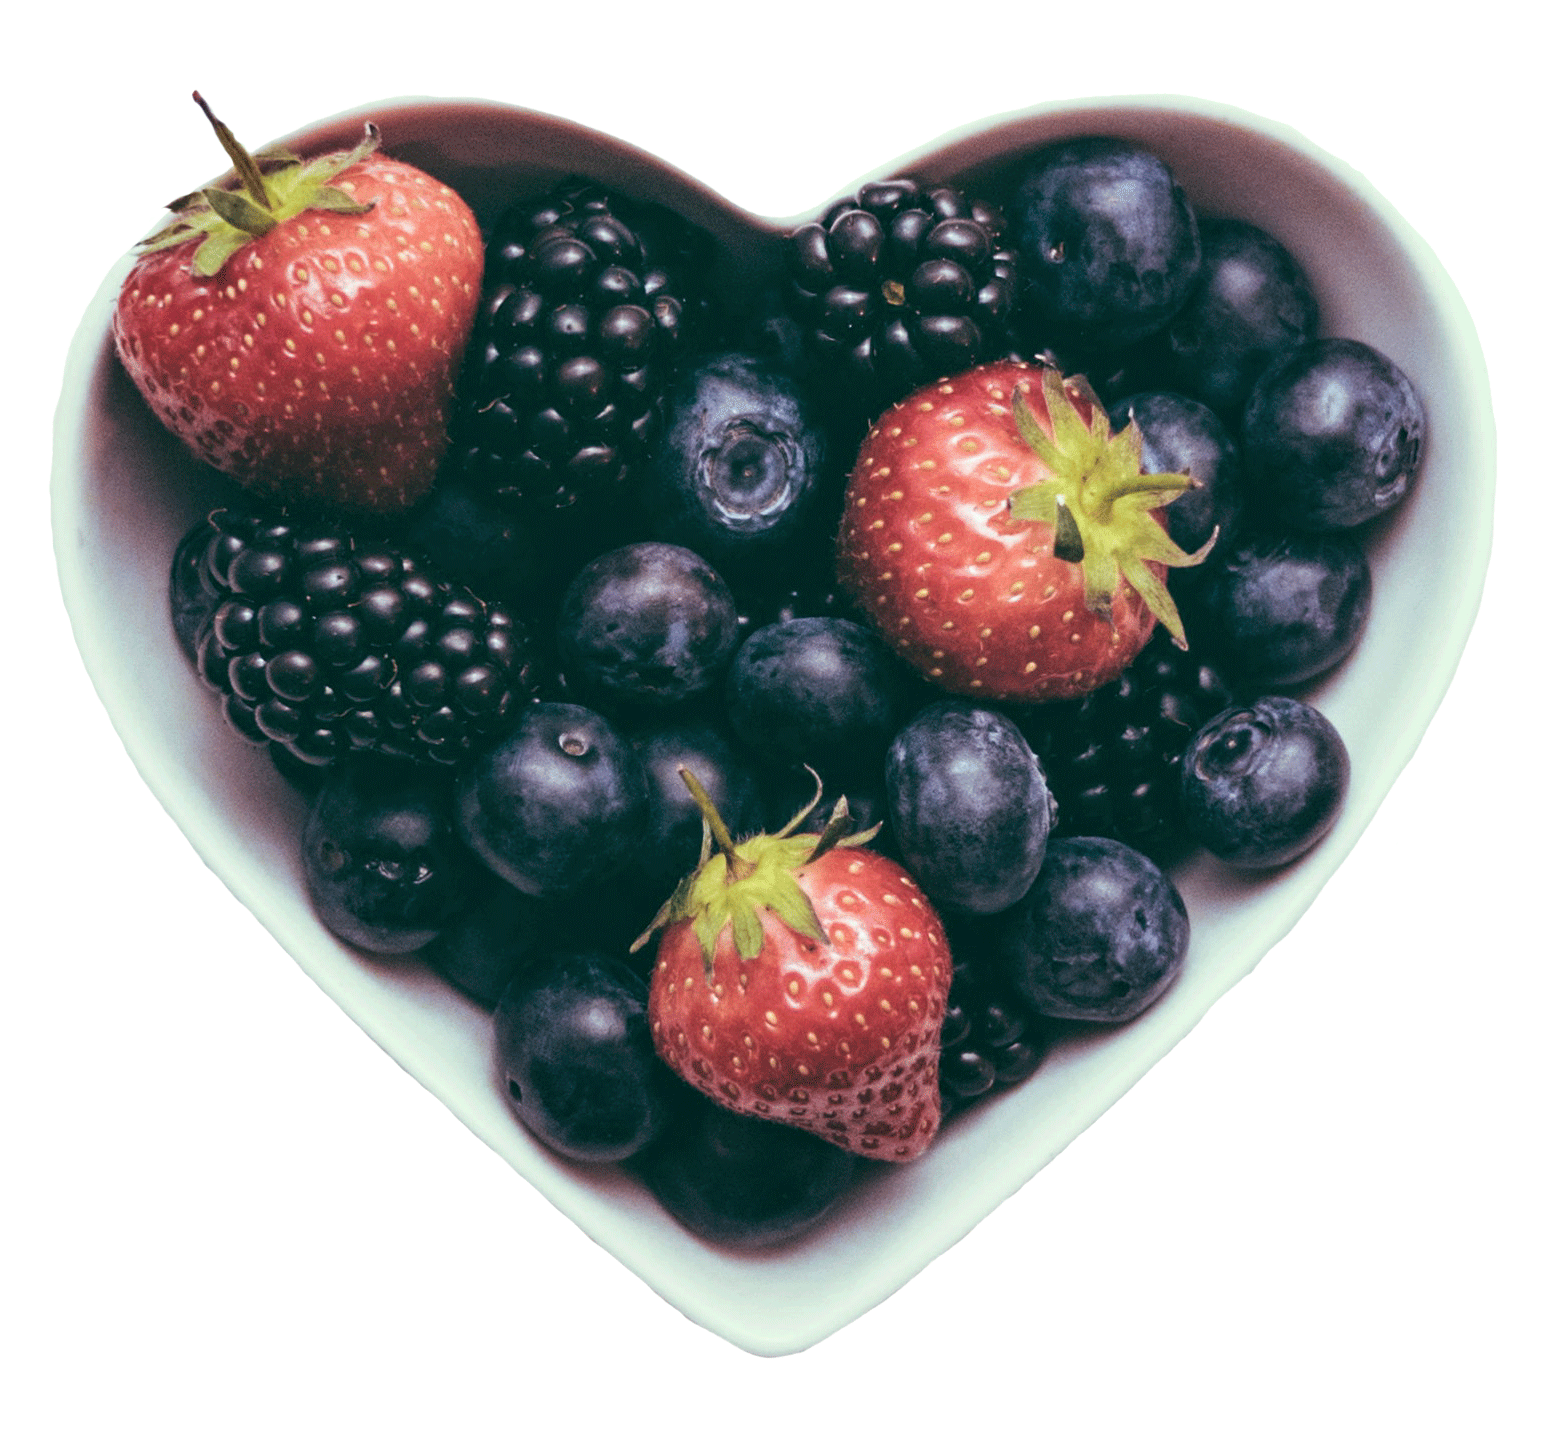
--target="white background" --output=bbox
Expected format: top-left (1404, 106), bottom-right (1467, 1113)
top-left (7, 5), bottom-right (1545, 1429)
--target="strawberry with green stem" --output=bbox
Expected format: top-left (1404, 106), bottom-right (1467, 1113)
top-left (113, 92), bottom-right (483, 513)
top-left (836, 358), bottom-right (1215, 703)
top-left (636, 770), bottom-right (952, 1163)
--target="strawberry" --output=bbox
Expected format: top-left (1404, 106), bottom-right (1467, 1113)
top-left (112, 94), bottom-right (483, 514)
top-left (635, 774), bottom-right (952, 1163)
top-left (835, 358), bottom-right (1213, 703)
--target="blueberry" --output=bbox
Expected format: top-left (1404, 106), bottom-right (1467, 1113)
top-left (1160, 217), bottom-right (1320, 419)
top-left (886, 702), bottom-right (1056, 915)
top-left (1107, 390), bottom-right (1245, 558)
top-left (1180, 696), bottom-right (1349, 868)
top-left (642, 352), bottom-right (833, 579)
top-left (494, 950), bottom-right (671, 1163)
top-left (629, 717), bottom-right (767, 889)
top-left (456, 703), bottom-right (649, 898)
top-left (1010, 137), bottom-right (1201, 354)
top-left (302, 759), bottom-right (480, 955)
top-left (997, 837), bottom-right (1189, 1023)
top-left (1242, 337), bottom-right (1426, 530)
top-left (1184, 530), bottom-right (1372, 689)
top-left (399, 476), bottom-right (555, 606)
top-left (420, 881), bottom-right (550, 1008)
top-left (556, 542), bottom-right (740, 710)
top-left (634, 1089), bottom-right (859, 1249)
top-left (725, 616), bottom-right (910, 775)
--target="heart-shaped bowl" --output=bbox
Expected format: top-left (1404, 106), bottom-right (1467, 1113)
top-left (52, 94), bottom-right (1493, 1356)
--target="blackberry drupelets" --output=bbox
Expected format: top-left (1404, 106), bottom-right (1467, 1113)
top-left (188, 508), bottom-right (546, 768)
top-left (451, 179), bottom-right (708, 537)
top-left (937, 933), bottom-right (1054, 1119)
top-left (1018, 631), bottom-right (1235, 861)
top-left (786, 177), bottom-right (1016, 413)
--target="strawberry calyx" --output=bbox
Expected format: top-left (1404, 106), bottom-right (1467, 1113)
top-left (139, 92), bottom-right (378, 278)
top-left (631, 768), bottom-right (880, 975)
top-left (1008, 364), bottom-right (1216, 644)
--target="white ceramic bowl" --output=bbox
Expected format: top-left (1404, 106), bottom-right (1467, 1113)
top-left (52, 94), bottom-right (1493, 1356)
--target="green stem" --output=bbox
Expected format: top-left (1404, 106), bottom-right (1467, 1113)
top-left (192, 91), bottom-right (272, 212)
top-left (678, 768), bottom-right (755, 880)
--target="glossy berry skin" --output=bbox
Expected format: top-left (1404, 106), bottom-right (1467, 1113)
top-left (494, 950), bottom-right (672, 1163)
top-left (1242, 338), bottom-right (1426, 530)
top-left (1180, 696), bottom-right (1348, 868)
top-left (1185, 530), bottom-right (1372, 689)
top-left (1010, 137), bottom-right (1201, 354)
top-left (302, 760), bottom-right (480, 955)
top-left (997, 837), bottom-right (1189, 1024)
top-left (1108, 390), bottom-right (1244, 559)
top-left (1159, 217), bottom-right (1320, 419)
top-left (725, 616), bottom-right (910, 774)
top-left (886, 702), bottom-right (1056, 916)
top-left (456, 703), bottom-right (648, 898)
top-left (642, 352), bottom-right (832, 577)
top-left (114, 129), bottom-right (482, 514)
top-left (837, 361), bottom-right (1179, 703)
top-left (635, 1089), bottom-right (860, 1249)
top-left (169, 514), bottom-right (222, 662)
top-left (630, 718), bottom-right (767, 890)
top-left (556, 542), bottom-right (739, 710)
top-left (648, 846), bottom-right (953, 1162)
top-left (936, 940), bottom-right (1053, 1118)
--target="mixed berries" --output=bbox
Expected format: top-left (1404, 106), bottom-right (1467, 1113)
top-left (123, 98), bottom-right (1425, 1251)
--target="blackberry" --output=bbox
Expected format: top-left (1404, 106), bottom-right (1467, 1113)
top-left (786, 178), bottom-right (1016, 411)
top-left (452, 179), bottom-right (707, 528)
top-left (1018, 631), bottom-right (1235, 859)
top-left (187, 508), bottom-right (545, 768)
top-left (938, 947), bottom-right (1052, 1119)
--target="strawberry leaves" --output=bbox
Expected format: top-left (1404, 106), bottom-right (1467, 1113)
top-left (141, 93), bottom-right (376, 277)
top-left (1008, 365), bottom-right (1216, 642)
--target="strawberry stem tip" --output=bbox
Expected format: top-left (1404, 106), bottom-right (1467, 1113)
top-left (630, 768), bottom-right (880, 972)
top-left (1008, 366), bottom-right (1216, 644)
top-left (140, 93), bottom-right (379, 278)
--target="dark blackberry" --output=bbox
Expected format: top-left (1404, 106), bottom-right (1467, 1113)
top-left (452, 178), bottom-right (708, 530)
top-left (1018, 631), bottom-right (1235, 860)
top-left (786, 178), bottom-right (1016, 411)
top-left (938, 948), bottom-right (1053, 1119)
top-left (188, 508), bottom-right (545, 768)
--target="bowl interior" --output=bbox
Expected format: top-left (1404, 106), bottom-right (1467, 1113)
top-left (52, 95), bottom-right (1493, 1356)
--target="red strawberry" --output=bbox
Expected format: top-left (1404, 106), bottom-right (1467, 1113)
top-left (111, 94), bottom-right (483, 514)
top-left (835, 358), bottom-right (1213, 703)
top-left (635, 774), bottom-right (952, 1163)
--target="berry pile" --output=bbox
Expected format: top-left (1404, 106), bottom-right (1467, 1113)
top-left (122, 98), bottom-right (1425, 1251)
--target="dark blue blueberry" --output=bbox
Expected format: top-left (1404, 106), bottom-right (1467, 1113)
top-left (556, 542), bottom-right (740, 711)
top-left (634, 1088), bottom-right (859, 1249)
top-left (1180, 696), bottom-right (1349, 868)
top-left (494, 950), bottom-right (671, 1163)
top-left (1108, 390), bottom-right (1245, 558)
top-left (302, 759), bottom-right (480, 955)
top-left (629, 717), bottom-right (767, 889)
top-left (1011, 137), bottom-right (1201, 355)
top-left (641, 352), bottom-right (833, 581)
top-left (1242, 337), bottom-right (1426, 530)
top-left (1184, 530), bottom-right (1372, 689)
top-left (997, 837), bottom-right (1189, 1023)
top-left (399, 476), bottom-right (556, 606)
top-left (885, 702), bottom-right (1056, 916)
top-left (420, 880), bottom-right (550, 1008)
top-left (1160, 217), bottom-right (1320, 419)
top-left (725, 616), bottom-right (910, 776)
top-left (456, 703), bottom-right (649, 898)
